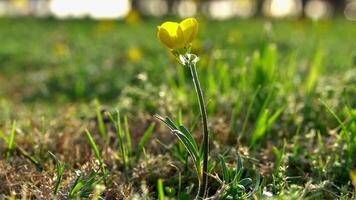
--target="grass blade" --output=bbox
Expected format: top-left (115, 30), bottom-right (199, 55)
top-left (172, 130), bottom-right (199, 163)
top-left (18, 147), bottom-right (43, 171)
top-left (306, 49), bottom-right (323, 94)
top-left (124, 115), bottom-right (132, 157)
top-left (95, 100), bottom-right (106, 138)
top-left (240, 86), bottom-right (261, 139)
top-left (48, 151), bottom-right (64, 195)
top-left (69, 172), bottom-right (83, 197)
top-left (157, 178), bottom-right (165, 200)
top-left (84, 130), bottom-right (106, 177)
top-left (319, 99), bottom-right (348, 135)
top-left (136, 123), bottom-right (155, 162)
top-left (219, 155), bottom-right (230, 183)
top-left (179, 125), bottom-right (198, 151)
top-left (6, 121), bottom-right (16, 160)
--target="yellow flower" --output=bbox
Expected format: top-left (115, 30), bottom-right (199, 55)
top-left (53, 42), bottom-right (69, 58)
top-left (124, 9), bottom-right (141, 26)
top-left (127, 47), bottom-right (143, 62)
top-left (180, 18), bottom-right (198, 45)
top-left (350, 170), bottom-right (356, 189)
top-left (157, 18), bottom-right (198, 50)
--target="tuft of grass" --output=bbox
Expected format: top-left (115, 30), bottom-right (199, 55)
top-left (250, 107), bottom-right (284, 147)
top-left (272, 141), bottom-right (286, 174)
top-left (218, 154), bottom-right (261, 199)
top-left (107, 110), bottom-right (132, 171)
top-left (251, 44), bottom-right (277, 89)
top-left (320, 99), bottom-right (355, 168)
top-left (68, 170), bottom-right (104, 199)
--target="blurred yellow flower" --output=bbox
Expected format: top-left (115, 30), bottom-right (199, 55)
top-left (53, 42), bottom-right (69, 58)
top-left (350, 170), bottom-right (356, 190)
top-left (12, 0), bottom-right (27, 8)
top-left (157, 18), bottom-right (198, 50)
top-left (95, 20), bottom-right (115, 35)
top-left (124, 9), bottom-right (141, 26)
top-left (127, 47), bottom-right (143, 62)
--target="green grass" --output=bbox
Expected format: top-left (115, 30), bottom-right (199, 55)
top-left (0, 17), bottom-right (355, 199)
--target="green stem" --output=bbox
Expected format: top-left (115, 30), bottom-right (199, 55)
top-left (188, 62), bottom-right (209, 199)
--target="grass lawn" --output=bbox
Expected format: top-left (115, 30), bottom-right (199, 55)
top-left (0, 18), bottom-right (355, 199)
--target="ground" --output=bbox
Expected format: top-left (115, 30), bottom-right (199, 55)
top-left (0, 18), bottom-right (355, 199)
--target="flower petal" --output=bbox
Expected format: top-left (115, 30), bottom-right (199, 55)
top-left (157, 22), bottom-right (185, 49)
top-left (157, 26), bottom-right (175, 49)
top-left (179, 18), bottom-right (198, 46)
top-left (172, 26), bottom-right (185, 49)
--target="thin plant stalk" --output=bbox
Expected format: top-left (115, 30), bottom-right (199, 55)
top-left (187, 60), bottom-right (209, 199)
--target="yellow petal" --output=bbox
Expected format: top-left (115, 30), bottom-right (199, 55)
top-left (157, 26), bottom-right (175, 49)
top-left (179, 18), bottom-right (198, 46)
top-left (157, 22), bottom-right (185, 49)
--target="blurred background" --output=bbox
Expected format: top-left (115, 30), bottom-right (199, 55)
top-left (0, 0), bottom-right (355, 20)
top-left (0, 0), bottom-right (355, 106)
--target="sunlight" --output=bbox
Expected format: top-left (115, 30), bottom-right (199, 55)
top-left (31, 0), bottom-right (50, 17)
top-left (139, 0), bottom-right (168, 17)
top-left (264, 0), bottom-right (302, 18)
top-left (0, 1), bottom-right (7, 16)
top-left (9, 0), bottom-right (30, 15)
top-left (88, 0), bottom-right (131, 19)
top-left (49, 0), bottom-right (131, 19)
top-left (176, 0), bottom-right (197, 18)
top-left (305, 0), bottom-right (332, 20)
top-left (345, 1), bottom-right (356, 21)
top-left (207, 0), bottom-right (236, 20)
top-left (200, 0), bottom-right (255, 21)
top-left (235, 0), bottom-right (256, 18)
top-left (12, 0), bottom-right (27, 9)
top-left (49, 0), bottom-right (88, 18)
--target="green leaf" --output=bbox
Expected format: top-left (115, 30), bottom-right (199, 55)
top-left (172, 130), bottom-right (199, 163)
top-left (219, 155), bottom-right (230, 183)
top-left (69, 174), bottom-right (84, 197)
top-left (179, 125), bottom-right (198, 152)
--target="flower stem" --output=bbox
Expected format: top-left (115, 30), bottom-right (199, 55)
top-left (188, 62), bottom-right (209, 199)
